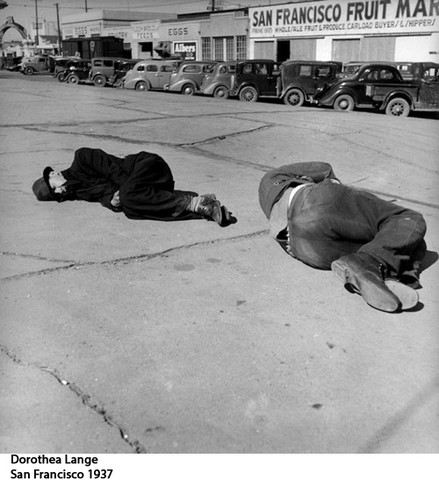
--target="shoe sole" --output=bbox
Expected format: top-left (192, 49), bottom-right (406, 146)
top-left (384, 278), bottom-right (419, 310)
top-left (331, 259), bottom-right (401, 312)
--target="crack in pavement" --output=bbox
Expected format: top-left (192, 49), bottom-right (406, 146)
top-left (0, 344), bottom-right (148, 453)
top-left (1, 230), bottom-right (269, 281)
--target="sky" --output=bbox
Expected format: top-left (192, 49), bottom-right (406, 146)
top-left (0, 0), bottom-right (279, 27)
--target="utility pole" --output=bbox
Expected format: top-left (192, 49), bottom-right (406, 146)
top-left (85, 0), bottom-right (88, 13)
top-left (55, 3), bottom-right (62, 55)
top-left (34, 0), bottom-right (39, 47)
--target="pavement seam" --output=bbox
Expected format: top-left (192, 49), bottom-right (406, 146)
top-left (1, 229), bottom-right (269, 281)
top-left (0, 344), bottom-right (149, 453)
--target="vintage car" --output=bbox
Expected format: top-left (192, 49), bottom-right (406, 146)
top-left (64, 60), bottom-right (92, 84)
top-left (280, 60), bottom-right (342, 106)
top-left (52, 56), bottom-right (78, 81)
top-left (164, 61), bottom-right (217, 95)
top-left (229, 59), bottom-right (341, 106)
top-left (313, 62), bottom-right (439, 117)
top-left (199, 61), bottom-right (236, 99)
top-left (108, 58), bottom-right (141, 87)
top-left (88, 57), bottom-right (139, 87)
top-left (229, 59), bottom-right (281, 102)
top-left (123, 59), bottom-right (182, 91)
top-left (20, 55), bottom-right (52, 75)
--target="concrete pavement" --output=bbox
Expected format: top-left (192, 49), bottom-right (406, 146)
top-left (0, 72), bottom-right (438, 453)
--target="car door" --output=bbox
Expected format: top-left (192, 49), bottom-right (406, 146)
top-left (356, 67), bottom-right (381, 106)
top-left (254, 62), bottom-right (278, 96)
top-left (144, 64), bottom-right (160, 89)
top-left (418, 65), bottom-right (439, 108)
top-left (158, 64), bottom-right (175, 89)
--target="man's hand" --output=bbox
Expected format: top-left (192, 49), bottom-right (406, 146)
top-left (111, 190), bottom-right (121, 208)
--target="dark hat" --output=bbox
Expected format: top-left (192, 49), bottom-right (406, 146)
top-left (32, 167), bottom-right (56, 201)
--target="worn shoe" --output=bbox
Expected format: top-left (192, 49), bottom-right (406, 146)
top-left (196, 194), bottom-right (224, 225)
top-left (331, 253), bottom-right (404, 312)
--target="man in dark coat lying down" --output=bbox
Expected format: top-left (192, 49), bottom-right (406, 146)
top-left (32, 147), bottom-right (234, 226)
top-left (258, 162), bottom-right (427, 313)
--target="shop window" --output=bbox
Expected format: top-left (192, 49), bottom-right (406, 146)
top-left (202, 37), bottom-right (212, 61)
top-left (236, 36), bottom-right (246, 60)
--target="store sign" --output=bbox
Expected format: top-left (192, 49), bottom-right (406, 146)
top-left (249, 0), bottom-right (439, 38)
top-left (173, 41), bottom-right (197, 60)
top-left (132, 20), bottom-right (160, 41)
top-left (102, 26), bottom-right (130, 40)
top-left (160, 22), bottom-right (200, 39)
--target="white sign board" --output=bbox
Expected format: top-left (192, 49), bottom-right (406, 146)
top-left (249, 0), bottom-right (439, 38)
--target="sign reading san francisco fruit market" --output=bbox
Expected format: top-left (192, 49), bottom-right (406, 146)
top-left (249, 0), bottom-right (439, 38)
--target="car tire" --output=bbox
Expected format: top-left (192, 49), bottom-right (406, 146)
top-left (24, 67), bottom-right (34, 75)
top-left (135, 81), bottom-right (148, 91)
top-left (94, 74), bottom-right (106, 87)
top-left (213, 86), bottom-right (229, 99)
top-left (283, 88), bottom-right (305, 107)
top-left (56, 72), bottom-right (66, 82)
top-left (385, 98), bottom-right (410, 117)
top-left (67, 74), bottom-right (80, 85)
top-left (182, 84), bottom-right (195, 95)
top-left (239, 86), bottom-right (258, 102)
top-left (334, 94), bottom-right (355, 112)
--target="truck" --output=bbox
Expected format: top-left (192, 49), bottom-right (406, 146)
top-left (61, 36), bottom-right (129, 60)
top-left (313, 62), bottom-right (439, 117)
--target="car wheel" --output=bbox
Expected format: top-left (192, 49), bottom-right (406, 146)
top-left (94, 74), bottom-right (106, 87)
top-left (239, 86), bottom-right (258, 102)
top-left (56, 72), bottom-right (66, 82)
top-left (283, 88), bottom-right (305, 107)
top-left (213, 86), bottom-right (229, 99)
top-left (334, 94), bottom-right (355, 112)
top-left (24, 67), bottom-right (34, 75)
top-left (135, 81), bottom-right (148, 91)
top-left (182, 84), bottom-right (195, 95)
top-left (67, 74), bottom-right (80, 84)
top-left (385, 98), bottom-right (410, 117)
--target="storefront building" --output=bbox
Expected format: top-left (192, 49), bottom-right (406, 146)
top-left (249, 0), bottom-right (439, 64)
top-left (130, 9), bottom-right (249, 61)
top-left (61, 10), bottom-right (176, 40)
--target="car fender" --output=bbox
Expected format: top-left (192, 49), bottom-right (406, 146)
top-left (169, 78), bottom-right (197, 92)
top-left (317, 85), bottom-right (359, 106)
top-left (136, 79), bottom-right (151, 90)
top-left (380, 89), bottom-right (414, 111)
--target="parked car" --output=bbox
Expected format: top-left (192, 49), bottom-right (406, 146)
top-left (52, 56), bottom-right (78, 82)
top-left (20, 55), bottom-right (52, 75)
top-left (123, 59), bottom-right (182, 91)
top-left (280, 60), bottom-right (342, 106)
top-left (313, 62), bottom-right (439, 117)
top-left (88, 57), bottom-right (134, 87)
top-left (199, 61), bottom-right (236, 99)
top-left (108, 58), bottom-right (141, 87)
top-left (229, 59), bottom-right (281, 102)
top-left (64, 60), bottom-right (92, 84)
top-left (229, 59), bottom-right (341, 106)
top-left (164, 61), bottom-right (217, 95)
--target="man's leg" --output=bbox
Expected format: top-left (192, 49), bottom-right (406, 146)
top-left (120, 154), bottom-right (228, 224)
top-left (288, 180), bottom-right (426, 311)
